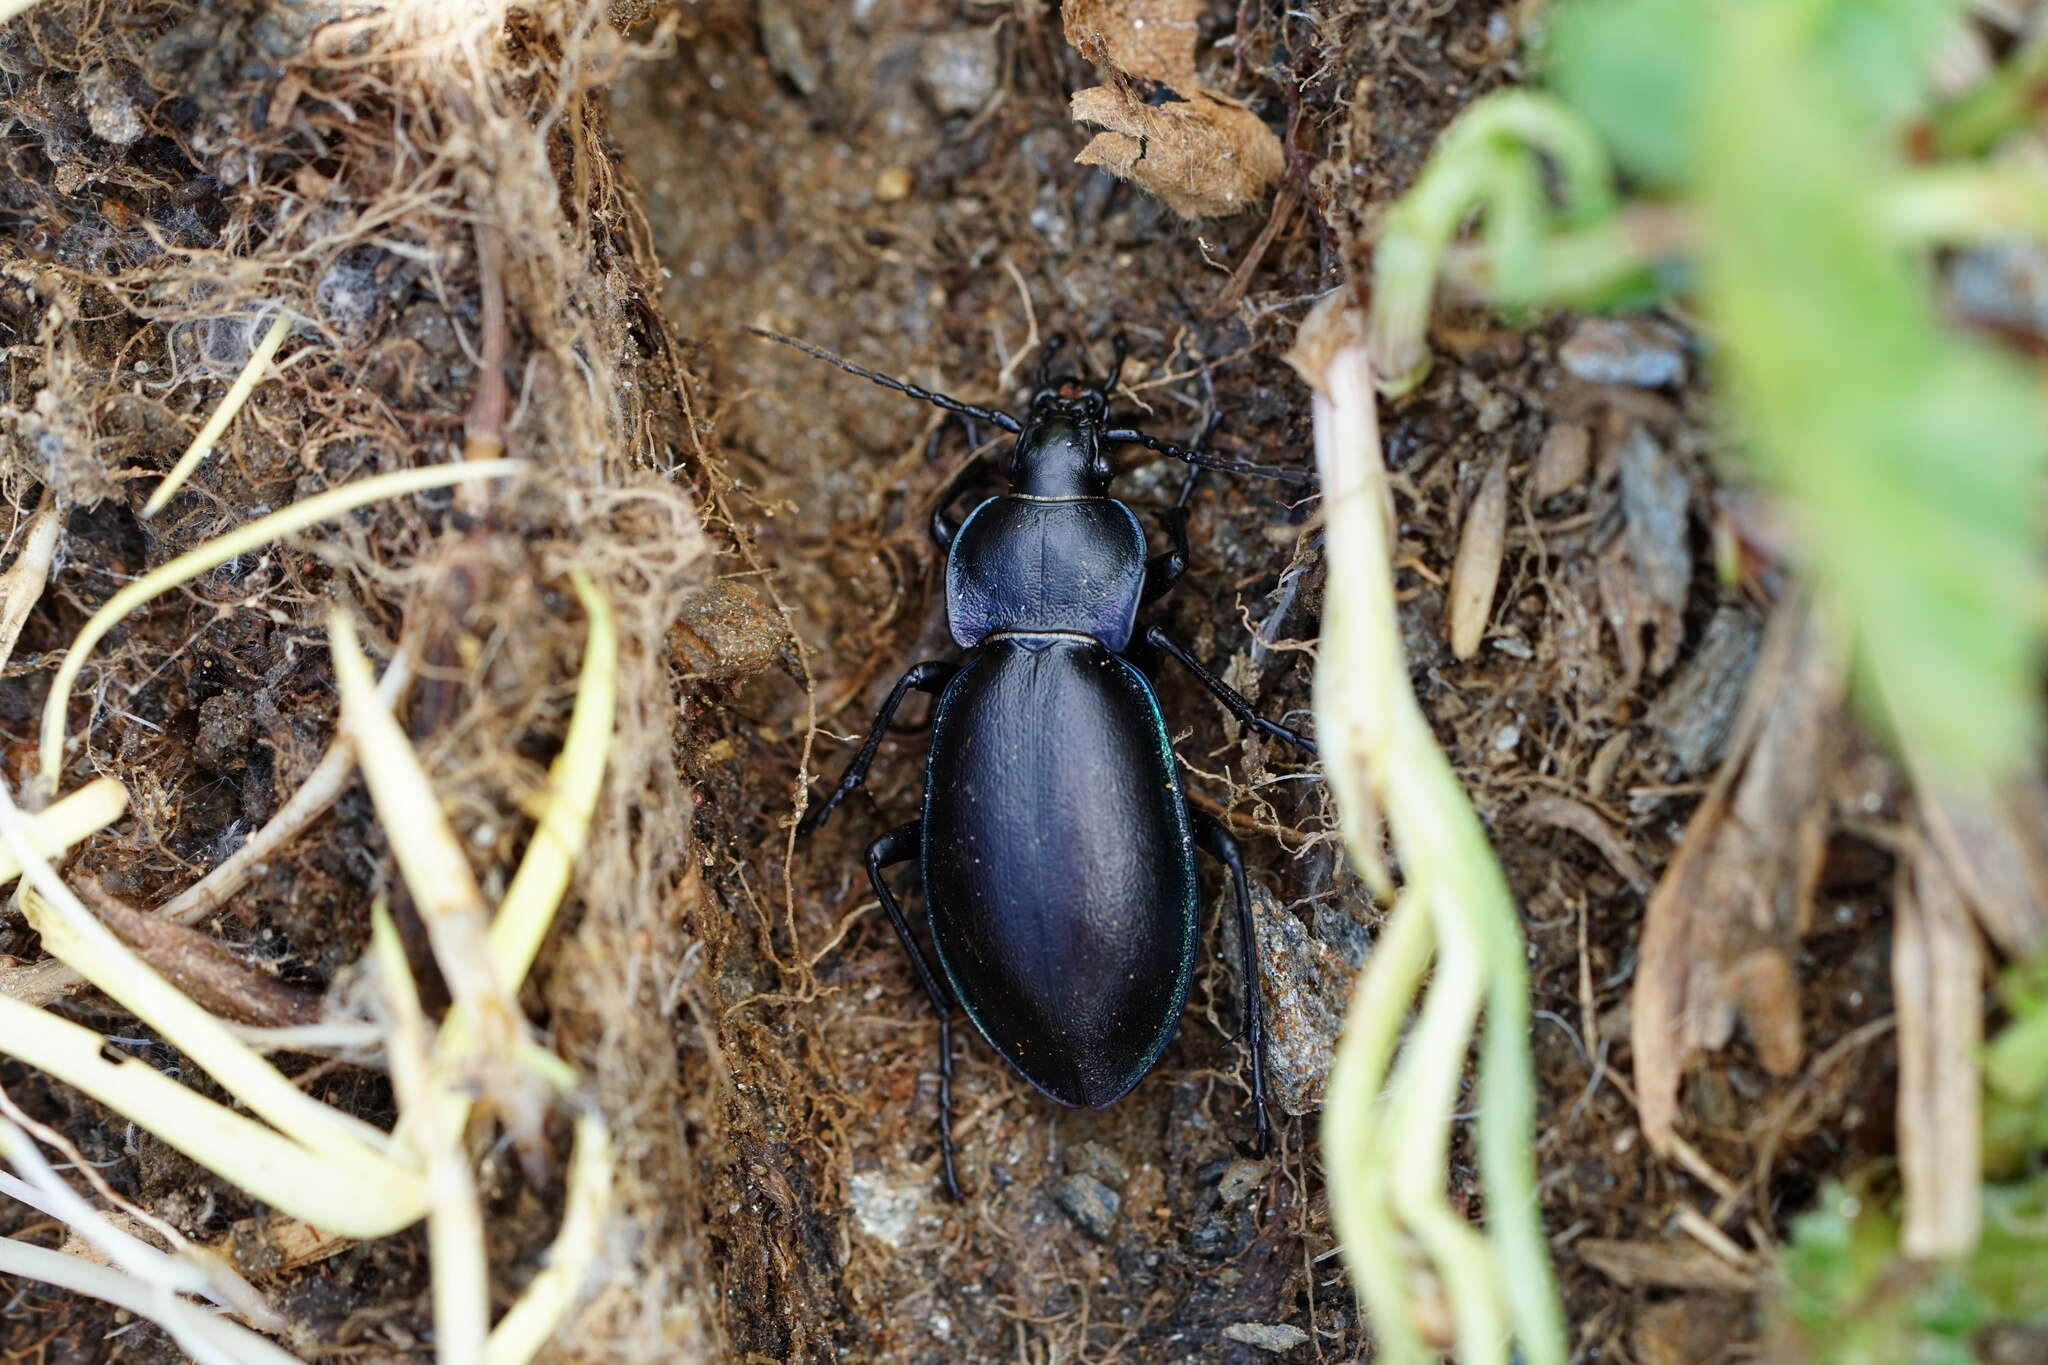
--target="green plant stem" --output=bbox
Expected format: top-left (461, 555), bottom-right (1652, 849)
top-left (1294, 293), bottom-right (1565, 1365)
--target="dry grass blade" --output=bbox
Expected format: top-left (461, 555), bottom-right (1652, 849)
top-left (0, 497), bottom-right (60, 675)
top-left (142, 310), bottom-right (293, 519)
top-left (492, 570), bottom-right (617, 987)
top-left (0, 986), bottom-right (418, 1237)
top-left (0, 778), bottom-right (128, 902)
top-left (0, 1239), bottom-right (303, 1365)
top-left (38, 460), bottom-right (524, 786)
top-left (369, 902), bottom-right (488, 1365)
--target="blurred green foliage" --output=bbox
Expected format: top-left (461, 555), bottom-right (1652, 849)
top-left (1544, 0), bottom-right (2046, 779)
top-left (1776, 1173), bottom-right (2048, 1365)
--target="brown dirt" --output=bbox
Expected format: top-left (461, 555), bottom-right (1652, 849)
top-left (0, 0), bottom-right (1911, 1362)
top-left (622, 2), bottom-right (1896, 1362)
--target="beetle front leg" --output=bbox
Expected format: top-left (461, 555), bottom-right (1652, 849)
top-left (1191, 808), bottom-right (1270, 1157)
top-left (866, 820), bottom-right (963, 1199)
top-left (1144, 624), bottom-right (1316, 755)
top-left (928, 415), bottom-right (993, 550)
top-left (802, 660), bottom-right (957, 833)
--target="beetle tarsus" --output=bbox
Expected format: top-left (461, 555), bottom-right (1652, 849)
top-left (1145, 624), bottom-right (1316, 756)
top-left (867, 820), bottom-right (966, 1200)
top-left (1193, 808), bottom-right (1272, 1160)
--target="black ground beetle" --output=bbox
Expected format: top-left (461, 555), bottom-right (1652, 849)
top-left (759, 328), bottom-right (1316, 1197)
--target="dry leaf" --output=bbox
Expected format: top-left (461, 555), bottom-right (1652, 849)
top-left (1062, 0), bottom-right (1284, 219)
top-left (1449, 457), bottom-right (1509, 659)
top-left (1894, 839), bottom-right (1984, 1258)
top-left (1632, 597), bottom-right (1847, 1154)
top-left (1063, 0), bottom-right (1202, 89)
top-left (1071, 87), bottom-right (1284, 219)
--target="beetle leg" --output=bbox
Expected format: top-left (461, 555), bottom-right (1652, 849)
top-left (1144, 624), bottom-right (1316, 755)
top-left (1140, 495), bottom-right (1192, 605)
top-left (1191, 808), bottom-right (1270, 1158)
top-left (866, 820), bottom-right (963, 1200)
top-left (802, 660), bottom-right (957, 833)
top-left (929, 448), bottom-right (996, 550)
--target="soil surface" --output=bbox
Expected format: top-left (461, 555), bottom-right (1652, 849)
top-left (0, 0), bottom-right (1910, 1362)
top-left (621, 2), bottom-right (1893, 1362)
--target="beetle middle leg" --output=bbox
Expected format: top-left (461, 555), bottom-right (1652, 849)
top-left (1144, 624), bottom-right (1316, 755)
top-left (866, 819), bottom-right (963, 1199)
top-left (1190, 807), bottom-right (1270, 1157)
top-left (802, 660), bottom-right (957, 832)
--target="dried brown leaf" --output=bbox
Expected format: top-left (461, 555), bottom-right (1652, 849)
top-left (1071, 87), bottom-right (1284, 219)
top-left (1894, 840), bottom-right (1984, 1258)
top-left (1632, 598), bottom-right (1848, 1153)
top-left (1449, 457), bottom-right (1508, 660)
top-left (1062, 0), bottom-right (1202, 89)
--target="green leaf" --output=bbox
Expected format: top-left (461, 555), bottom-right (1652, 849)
top-left (1543, 0), bottom-right (1709, 189)
top-left (1808, 0), bottom-right (1970, 127)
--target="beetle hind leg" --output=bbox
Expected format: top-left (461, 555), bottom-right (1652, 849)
top-left (1191, 808), bottom-right (1271, 1158)
top-left (866, 820), bottom-right (964, 1199)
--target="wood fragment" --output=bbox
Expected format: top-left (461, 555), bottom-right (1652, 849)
top-left (1577, 1238), bottom-right (1761, 1293)
top-left (1531, 422), bottom-right (1590, 501)
top-left (1894, 839), bottom-right (1983, 1258)
top-left (1448, 457), bottom-right (1508, 660)
top-left (73, 877), bottom-right (321, 1029)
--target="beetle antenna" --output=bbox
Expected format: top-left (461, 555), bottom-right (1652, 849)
top-left (1036, 333), bottom-right (1066, 390)
top-left (1098, 332), bottom-right (1128, 400)
top-left (1104, 426), bottom-right (1313, 485)
top-left (749, 329), bottom-right (1024, 433)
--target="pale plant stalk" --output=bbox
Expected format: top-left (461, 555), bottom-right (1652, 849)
top-left (1291, 292), bottom-right (1564, 1365)
top-left (373, 905), bottom-right (489, 1365)
top-left (0, 1239), bottom-right (304, 1365)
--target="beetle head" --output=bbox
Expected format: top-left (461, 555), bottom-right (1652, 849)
top-left (1009, 381), bottom-right (1112, 497)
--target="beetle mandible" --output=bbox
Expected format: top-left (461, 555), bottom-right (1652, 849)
top-left (760, 328), bottom-right (1317, 1197)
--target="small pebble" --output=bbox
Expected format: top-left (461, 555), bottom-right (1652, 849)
top-left (1222, 1322), bottom-right (1311, 1353)
top-left (1051, 1173), bottom-right (1120, 1239)
top-left (917, 27), bottom-right (1000, 117)
top-left (1559, 316), bottom-right (1687, 388)
top-left (1217, 1158), bottom-right (1266, 1205)
top-left (874, 166), bottom-right (913, 202)
top-left (1065, 1140), bottom-right (1129, 1188)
